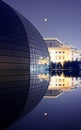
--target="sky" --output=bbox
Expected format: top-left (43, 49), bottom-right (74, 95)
top-left (3, 0), bottom-right (81, 49)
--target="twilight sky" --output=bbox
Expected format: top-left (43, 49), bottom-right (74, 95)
top-left (3, 0), bottom-right (81, 49)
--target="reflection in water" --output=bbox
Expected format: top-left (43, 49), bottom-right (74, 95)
top-left (5, 70), bottom-right (81, 130)
top-left (0, 71), bottom-right (49, 129)
top-left (45, 70), bottom-right (81, 98)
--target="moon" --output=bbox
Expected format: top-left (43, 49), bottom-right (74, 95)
top-left (44, 18), bottom-right (48, 22)
top-left (44, 112), bottom-right (48, 116)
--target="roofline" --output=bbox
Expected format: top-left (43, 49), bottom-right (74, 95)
top-left (44, 37), bottom-right (64, 45)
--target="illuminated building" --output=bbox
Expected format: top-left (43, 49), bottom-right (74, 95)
top-left (44, 38), bottom-right (77, 65)
top-left (76, 50), bottom-right (81, 61)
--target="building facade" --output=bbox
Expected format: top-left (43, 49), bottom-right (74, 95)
top-left (76, 50), bottom-right (81, 61)
top-left (45, 38), bottom-right (77, 65)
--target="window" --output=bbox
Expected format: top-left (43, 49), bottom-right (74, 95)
top-left (58, 79), bottom-right (61, 82)
top-left (59, 56), bottom-right (61, 59)
top-left (50, 42), bottom-right (52, 47)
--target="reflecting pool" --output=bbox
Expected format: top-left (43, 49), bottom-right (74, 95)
top-left (3, 71), bottom-right (81, 130)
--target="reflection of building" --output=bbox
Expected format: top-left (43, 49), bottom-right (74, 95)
top-left (44, 38), bottom-right (77, 65)
top-left (0, 1), bottom-right (50, 129)
top-left (49, 74), bottom-right (74, 90)
top-left (44, 89), bottom-right (63, 98)
top-left (45, 74), bottom-right (81, 98)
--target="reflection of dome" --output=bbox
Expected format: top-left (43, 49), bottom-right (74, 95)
top-left (0, 72), bottom-right (49, 130)
top-left (0, 0), bottom-right (50, 129)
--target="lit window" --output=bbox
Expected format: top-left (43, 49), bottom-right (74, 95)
top-left (58, 79), bottom-right (61, 82)
top-left (50, 43), bottom-right (52, 47)
top-left (59, 56), bottom-right (61, 59)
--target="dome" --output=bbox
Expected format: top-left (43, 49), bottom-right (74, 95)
top-left (0, 0), bottom-right (50, 129)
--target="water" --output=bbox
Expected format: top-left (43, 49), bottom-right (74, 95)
top-left (1, 71), bottom-right (81, 130)
top-left (7, 88), bottom-right (81, 130)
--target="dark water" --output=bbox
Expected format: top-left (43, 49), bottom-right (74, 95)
top-left (1, 71), bottom-right (81, 130)
top-left (7, 87), bottom-right (81, 130)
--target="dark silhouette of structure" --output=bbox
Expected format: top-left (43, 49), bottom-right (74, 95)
top-left (0, 1), bottom-right (50, 129)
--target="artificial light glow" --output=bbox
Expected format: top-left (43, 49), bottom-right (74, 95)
top-left (48, 74), bottom-right (77, 91)
top-left (38, 74), bottom-right (49, 81)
